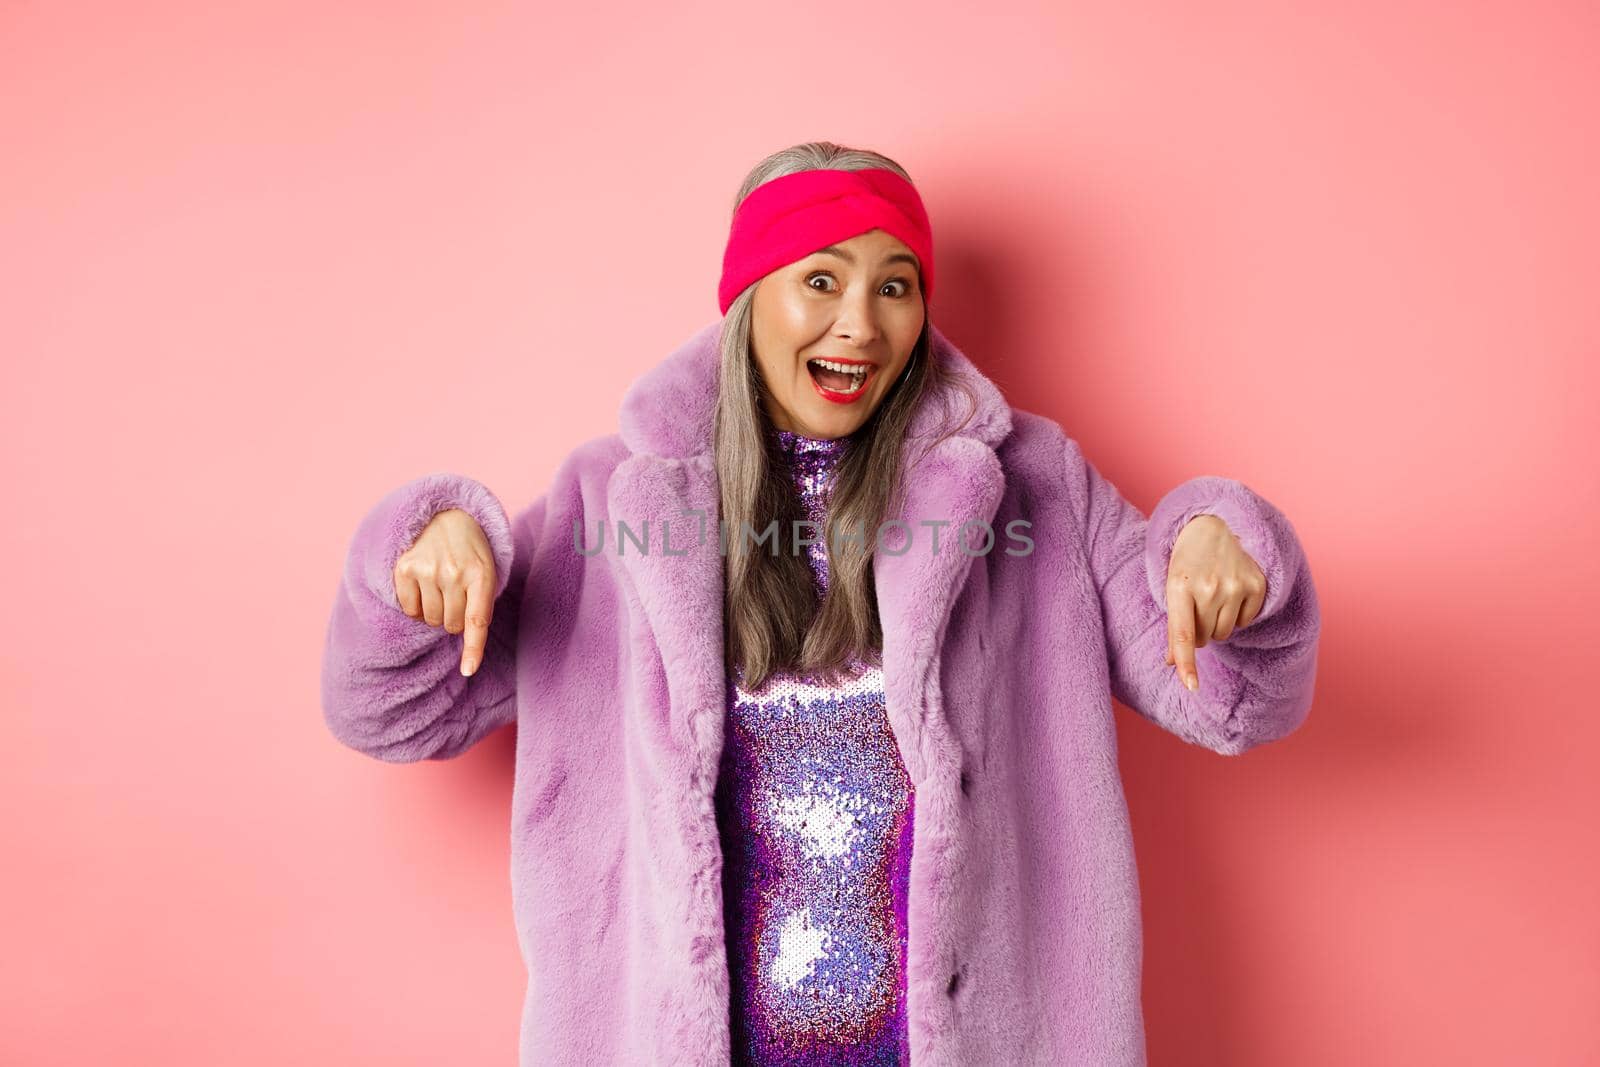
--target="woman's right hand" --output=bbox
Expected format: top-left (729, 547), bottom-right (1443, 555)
top-left (393, 508), bottom-right (498, 676)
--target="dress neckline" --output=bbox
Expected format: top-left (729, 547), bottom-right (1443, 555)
top-left (771, 426), bottom-right (851, 458)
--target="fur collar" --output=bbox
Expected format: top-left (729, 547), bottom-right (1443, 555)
top-left (602, 314), bottom-right (1015, 783)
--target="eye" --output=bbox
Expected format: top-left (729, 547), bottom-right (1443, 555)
top-left (806, 271), bottom-right (916, 298)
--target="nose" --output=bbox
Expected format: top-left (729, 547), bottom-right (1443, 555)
top-left (831, 284), bottom-right (883, 347)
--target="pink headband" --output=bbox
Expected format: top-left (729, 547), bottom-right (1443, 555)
top-left (718, 167), bottom-right (935, 316)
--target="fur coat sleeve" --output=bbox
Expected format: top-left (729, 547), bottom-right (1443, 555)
top-left (1064, 436), bottom-right (1322, 755)
top-left (320, 434), bottom-right (623, 765)
top-left (319, 470), bottom-right (528, 762)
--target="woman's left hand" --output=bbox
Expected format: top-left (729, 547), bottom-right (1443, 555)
top-left (1164, 515), bottom-right (1268, 692)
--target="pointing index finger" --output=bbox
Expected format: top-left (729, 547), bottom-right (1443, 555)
top-left (459, 566), bottom-right (496, 676)
top-left (1166, 579), bottom-right (1200, 692)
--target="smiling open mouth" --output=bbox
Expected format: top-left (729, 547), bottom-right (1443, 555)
top-left (806, 358), bottom-right (875, 402)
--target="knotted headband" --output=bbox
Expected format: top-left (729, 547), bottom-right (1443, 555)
top-left (717, 168), bottom-right (935, 316)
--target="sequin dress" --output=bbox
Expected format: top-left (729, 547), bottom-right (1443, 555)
top-left (714, 428), bottom-right (915, 1067)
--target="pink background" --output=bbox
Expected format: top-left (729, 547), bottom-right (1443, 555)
top-left (4, 2), bottom-right (1596, 1063)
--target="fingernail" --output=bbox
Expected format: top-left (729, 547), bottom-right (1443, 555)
top-left (1184, 673), bottom-right (1198, 691)
top-left (461, 660), bottom-right (475, 677)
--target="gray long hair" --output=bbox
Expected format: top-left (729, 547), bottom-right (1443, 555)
top-left (716, 141), bottom-right (972, 691)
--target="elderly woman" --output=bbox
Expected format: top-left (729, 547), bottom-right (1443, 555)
top-left (321, 141), bottom-right (1322, 1066)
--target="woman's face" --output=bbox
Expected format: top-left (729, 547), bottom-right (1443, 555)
top-left (750, 228), bottom-right (926, 439)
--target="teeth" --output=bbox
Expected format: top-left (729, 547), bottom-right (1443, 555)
top-left (809, 358), bottom-right (869, 391)
top-left (811, 358), bottom-right (869, 375)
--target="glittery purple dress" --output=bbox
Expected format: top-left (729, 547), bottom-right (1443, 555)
top-left (714, 428), bottom-right (915, 1067)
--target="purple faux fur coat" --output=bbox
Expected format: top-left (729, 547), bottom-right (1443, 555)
top-left (321, 319), bottom-right (1321, 1065)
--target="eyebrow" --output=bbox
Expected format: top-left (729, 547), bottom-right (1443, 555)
top-left (813, 244), bottom-right (921, 271)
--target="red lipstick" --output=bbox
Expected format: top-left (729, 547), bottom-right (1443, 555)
top-left (806, 358), bottom-right (878, 404)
